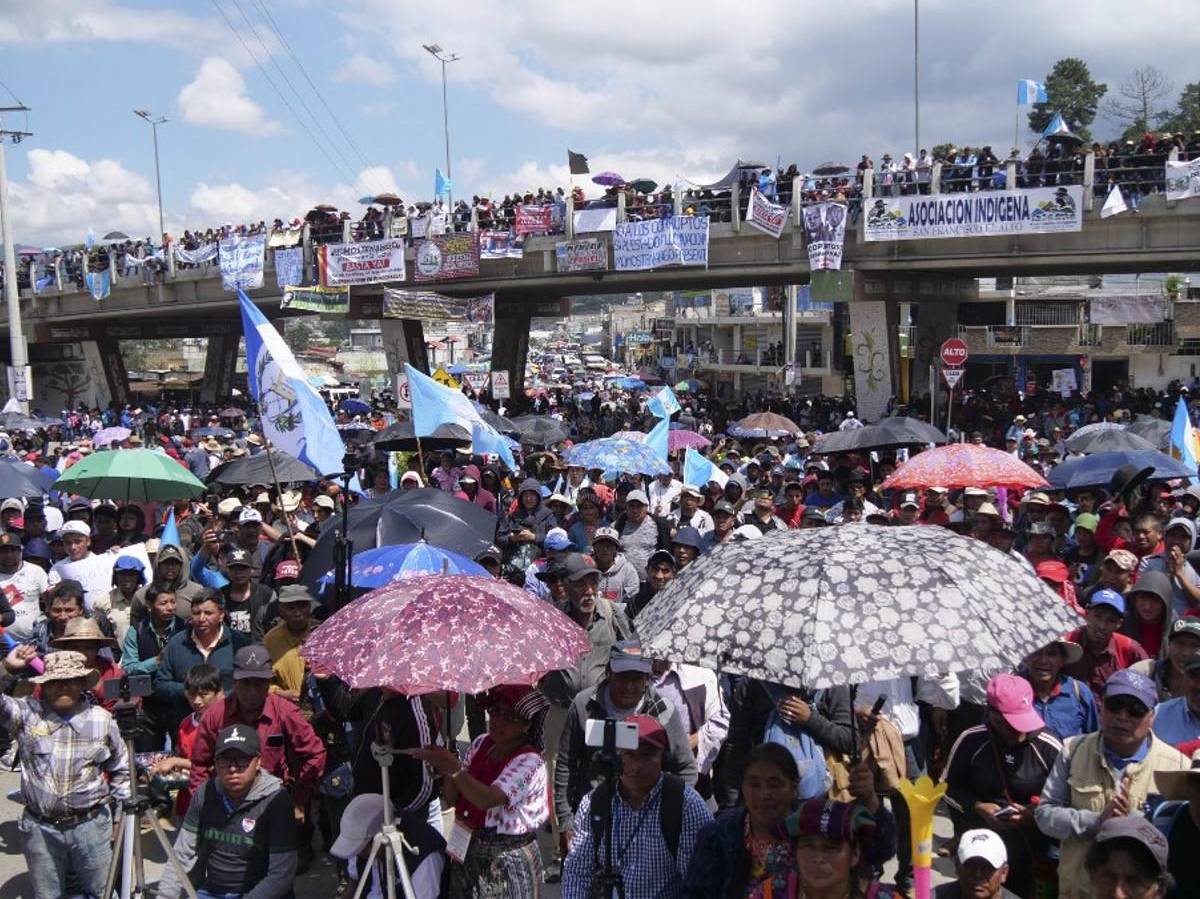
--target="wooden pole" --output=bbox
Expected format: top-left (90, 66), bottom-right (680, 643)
top-left (254, 402), bottom-right (302, 563)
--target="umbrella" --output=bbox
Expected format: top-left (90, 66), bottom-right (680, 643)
top-left (510, 415), bottom-right (570, 447)
top-left (563, 437), bottom-right (670, 475)
top-left (372, 193), bottom-right (404, 206)
top-left (881, 444), bottom-right (1049, 491)
top-left (93, 426), bottom-right (131, 447)
top-left (674, 379), bottom-right (704, 393)
top-left (636, 525), bottom-right (1082, 690)
top-left (56, 449), bottom-right (206, 502)
top-left (341, 398), bottom-right (372, 415)
top-left (474, 405), bottom-right (518, 436)
top-left (729, 411), bottom-right (803, 438)
top-left (1067, 421), bottom-right (1123, 441)
top-left (207, 450), bottom-right (320, 486)
top-left (811, 162), bottom-right (850, 176)
top-left (0, 458), bottom-right (55, 498)
top-left (190, 426), bottom-right (236, 440)
top-left (811, 417), bottom-right (947, 454)
top-left (1064, 428), bottom-right (1155, 455)
top-left (314, 203), bottom-right (338, 212)
top-left (318, 542), bottom-right (487, 590)
top-left (1047, 450), bottom-right (1197, 491)
top-left (103, 231), bottom-right (130, 241)
top-left (302, 574), bottom-right (590, 695)
top-left (0, 412), bottom-right (46, 432)
top-left (628, 178), bottom-right (658, 194)
top-left (614, 377), bottom-right (647, 391)
top-left (218, 407), bottom-right (246, 419)
top-left (668, 430), bottom-right (712, 452)
top-left (300, 488), bottom-right (498, 591)
top-left (591, 171), bottom-right (625, 187)
top-left (1126, 417), bottom-right (1172, 450)
top-left (372, 421), bottom-right (472, 453)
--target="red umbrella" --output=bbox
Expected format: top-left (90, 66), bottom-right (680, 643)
top-left (881, 443), bottom-right (1049, 491)
top-left (301, 575), bottom-right (590, 695)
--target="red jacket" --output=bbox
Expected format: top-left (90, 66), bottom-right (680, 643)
top-left (188, 692), bottom-right (327, 805)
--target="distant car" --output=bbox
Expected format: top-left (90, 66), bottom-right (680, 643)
top-left (551, 366), bottom-right (568, 381)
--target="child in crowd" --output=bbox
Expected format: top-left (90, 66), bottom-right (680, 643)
top-left (146, 663), bottom-right (222, 817)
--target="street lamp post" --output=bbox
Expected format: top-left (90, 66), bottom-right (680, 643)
top-left (0, 106), bottom-right (32, 412)
top-left (422, 44), bottom-right (459, 211)
top-left (133, 110), bottom-right (167, 242)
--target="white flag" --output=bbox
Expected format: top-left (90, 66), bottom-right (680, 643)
top-left (1100, 183), bottom-right (1128, 219)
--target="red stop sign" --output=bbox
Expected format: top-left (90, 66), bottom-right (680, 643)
top-left (940, 338), bottom-right (969, 367)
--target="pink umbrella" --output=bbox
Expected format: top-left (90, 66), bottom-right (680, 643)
top-left (302, 574), bottom-right (591, 695)
top-left (881, 443), bottom-right (1049, 491)
top-left (668, 429), bottom-right (710, 452)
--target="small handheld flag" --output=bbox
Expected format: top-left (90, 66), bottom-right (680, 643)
top-left (1042, 112), bottom-right (1071, 140)
top-left (647, 385), bottom-right (681, 420)
top-left (1100, 183), bottom-right (1128, 219)
top-left (1170, 396), bottom-right (1200, 484)
top-left (160, 509), bottom-right (181, 548)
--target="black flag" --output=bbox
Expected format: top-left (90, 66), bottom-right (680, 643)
top-left (568, 150), bottom-right (589, 175)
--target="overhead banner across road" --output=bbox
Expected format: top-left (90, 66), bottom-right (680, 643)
top-left (383, 289), bottom-right (495, 324)
top-left (414, 234), bottom-right (481, 281)
top-left (863, 185), bottom-right (1084, 241)
top-left (281, 285), bottom-right (350, 314)
top-left (613, 215), bottom-right (709, 271)
top-left (320, 238), bottom-right (407, 286)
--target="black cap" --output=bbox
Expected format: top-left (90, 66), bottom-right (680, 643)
top-left (233, 644), bottom-right (274, 680)
top-left (647, 549), bottom-right (677, 570)
top-left (535, 559), bottom-right (568, 582)
top-left (561, 553), bottom-right (601, 582)
top-left (214, 724), bottom-right (260, 758)
top-left (713, 500), bottom-right (736, 516)
top-left (0, 533), bottom-right (21, 549)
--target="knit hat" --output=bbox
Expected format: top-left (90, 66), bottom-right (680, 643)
top-left (781, 798), bottom-right (877, 844)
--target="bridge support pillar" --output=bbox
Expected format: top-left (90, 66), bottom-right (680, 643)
top-left (491, 299), bottom-right (531, 413)
top-left (911, 299), bottom-right (960, 398)
top-left (200, 335), bottom-right (239, 405)
top-left (847, 299), bottom-right (898, 423)
top-left (380, 318), bottom-right (430, 381)
top-left (77, 339), bottom-right (130, 409)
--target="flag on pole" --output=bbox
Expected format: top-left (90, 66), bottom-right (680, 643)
top-left (1042, 112), bottom-right (1071, 139)
top-left (405, 363), bottom-right (517, 471)
top-left (568, 150), bottom-right (589, 175)
top-left (1017, 80), bottom-right (1047, 105)
top-left (160, 509), bottom-right (180, 548)
top-left (683, 447), bottom-right (728, 490)
top-left (1170, 396), bottom-right (1200, 483)
top-left (239, 290), bottom-right (346, 476)
top-left (645, 416), bottom-right (670, 466)
top-left (1100, 183), bottom-right (1128, 219)
top-left (646, 385), bottom-right (681, 420)
top-left (435, 168), bottom-right (453, 198)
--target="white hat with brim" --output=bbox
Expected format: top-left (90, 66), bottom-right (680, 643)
top-left (330, 793), bottom-right (385, 859)
top-left (29, 650), bottom-right (100, 687)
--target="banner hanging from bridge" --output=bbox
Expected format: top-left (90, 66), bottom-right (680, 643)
top-left (480, 230), bottom-right (524, 259)
top-left (514, 204), bottom-right (553, 236)
top-left (556, 237), bottom-right (607, 272)
top-left (863, 185), bottom-right (1084, 241)
top-left (414, 234), bottom-right (481, 281)
top-left (1088, 294), bottom-right (1167, 325)
top-left (573, 207), bottom-right (617, 233)
top-left (802, 202), bottom-right (848, 270)
top-left (174, 243), bottom-right (218, 266)
top-left (745, 187), bottom-right (788, 239)
top-left (280, 285), bottom-right (350, 314)
top-left (613, 215), bottom-right (709, 271)
top-left (319, 238), bottom-right (406, 287)
top-left (274, 247), bottom-right (304, 290)
top-left (219, 234), bottom-right (266, 291)
top-left (383, 289), bottom-right (495, 324)
top-left (1166, 158), bottom-right (1200, 201)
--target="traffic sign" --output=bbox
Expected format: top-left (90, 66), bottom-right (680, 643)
top-left (491, 370), bottom-right (511, 400)
top-left (942, 367), bottom-right (965, 389)
top-left (393, 373), bottom-right (412, 409)
top-left (940, 338), bottom-right (969, 367)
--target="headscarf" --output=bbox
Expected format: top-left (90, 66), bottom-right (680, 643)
top-left (781, 798), bottom-right (876, 845)
top-left (482, 684), bottom-right (550, 750)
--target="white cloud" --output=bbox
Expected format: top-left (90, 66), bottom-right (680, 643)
top-left (0, 0), bottom-right (227, 48)
top-left (335, 54), bottom-right (396, 85)
top-left (177, 57), bottom-right (283, 136)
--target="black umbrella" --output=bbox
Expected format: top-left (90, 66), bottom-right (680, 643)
top-left (0, 412), bottom-right (45, 432)
top-left (510, 415), bottom-right (570, 447)
top-left (299, 488), bottom-right (497, 591)
top-left (477, 407), bottom-right (518, 436)
top-left (811, 162), bottom-right (850, 176)
top-left (1063, 428), bottom-right (1155, 455)
top-left (812, 416), bottom-right (947, 454)
top-left (207, 450), bottom-right (320, 486)
top-left (372, 421), bottom-right (472, 453)
top-left (218, 407), bottom-right (246, 419)
top-left (0, 458), bottom-right (55, 498)
top-left (191, 426), bottom-right (236, 440)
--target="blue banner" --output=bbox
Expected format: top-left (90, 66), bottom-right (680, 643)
top-left (220, 234), bottom-right (266, 291)
top-left (274, 246), bottom-right (304, 289)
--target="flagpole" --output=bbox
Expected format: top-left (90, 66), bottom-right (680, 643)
top-left (253, 410), bottom-right (302, 565)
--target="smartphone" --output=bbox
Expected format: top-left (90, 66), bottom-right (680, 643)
top-left (584, 718), bottom-right (639, 751)
top-left (993, 805), bottom-right (1022, 819)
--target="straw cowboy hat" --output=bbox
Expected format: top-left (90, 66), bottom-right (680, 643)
top-left (51, 617), bottom-right (117, 649)
top-left (30, 651), bottom-right (100, 687)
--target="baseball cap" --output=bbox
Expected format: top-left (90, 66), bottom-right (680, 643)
top-left (60, 520), bottom-right (90, 538)
top-left (476, 545), bottom-right (503, 564)
top-left (626, 489), bottom-right (648, 506)
top-left (274, 559), bottom-right (300, 582)
top-left (225, 548), bottom-right (253, 568)
top-left (1088, 587), bottom-right (1127, 616)
top-left (647, 549), bottom-right (677, 570)
top-left (214, 724), bottom-right (260, 758)
top-left (562, 553), bottom-right (601, 582)
top-left (534, 559), bottom-right (568, 582)
top-left (900, 493), bottom-right (921, 509)
top-left (672, 526), bottom-right (704, 550)
top-left (1028, 520), bottom-right (1056, 537)
top-left (329, 793), bottom-right (386, 859)
top-left (1169, 617), bottom-right (1200, 642)
top-left (1103, 668), bottom-right (1158, 711)
top-left (963, 487), bottom-right (988, 498)
top-left (592, 527), bottom-right (622, 547)
top-left (608, 640), bottom-right (652, 675)
top-left (1025, 492), bottom-right (1050, 506)
top-left (626, 713), bottom-right (669, 751)
top-left (238, 507), bottom-right (263, 525)
top-left (957, 828), bottom-right (1008, 870)
top-left (233, 644), bottom-right (274, 681)
top-left (1093, 816), bottom-right (1169, 875)
top-left (712, 500), bottom-right (736, 517)
top-left (0, 498), bottom-right (23, 514)
top-left (1073, 513), bottom-right (1100, 533)
top-left (681, 484), bottom-right (703, 498)
top-left (1102, 549), bottom-right (1138, 572)
top-left (276, 584), bottom-right (315, 605)
top-left (986, 674), bottom-right (1044, 733)
top-left (544, 527), bottom-right (572, 551)
top-left (0, 533), bottom-right (21, 550)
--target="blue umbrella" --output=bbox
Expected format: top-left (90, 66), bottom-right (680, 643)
top-left (615, 377), bottom-right (647, 391)
top-left (319, 541), bottom-right (488, 589)
top-left (341, 398), bottom-right (372, 415)
top-left (1047, 450), bottom-right (1196, 491)
top-left (563, 437), bottom-right (671, 475)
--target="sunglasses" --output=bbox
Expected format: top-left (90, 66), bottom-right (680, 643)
top-left (1103, 695), bottom-right (1150, 719)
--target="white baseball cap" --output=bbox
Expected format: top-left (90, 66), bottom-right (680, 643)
top-left (60, 520), bottom-right (91, 538)
top-left (957, 828), bottom-right (1007, 869)
top-left (238, 507), bottom-right (263, 525)
top-left (330, 793), bottom-right (385, 859)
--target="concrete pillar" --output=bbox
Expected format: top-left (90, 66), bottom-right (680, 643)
top-left (380, 318), bottom-right (430, 376)
top-left (617, 191), bottom-right (627, 224)
top-left (847, 300), bottom-right (894, 422)
top-left (491, 299), bottom-right (531, 413)
top-left (730, 181), bottom-right (741, 232)
top-left (911, 299), bottom-right (960, 396)
top-left (79, 339), bottom-right (130, 409)
top-left (1006, 161), bottom-right (1018, 190)
top-left (565, 193), bottom-right (575, 238)
top-left (200, 334), bottom-right (239, 405)
top-left (301, 224), bottom-right (313, 283)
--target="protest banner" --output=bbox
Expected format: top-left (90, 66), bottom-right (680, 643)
top-left (555, 238), bottom-right (607, 273)
top-left (410, 216), bottom-right (429, 239)
top-left (1088, 294), bottom-right (1167, 325)
top-left (1165, 158), bottom-right (1200, 201)
top-left (1052, 368), bottom-right (1078, 398)
top-left (274, 246), bottom-right (304, 290)
top-left (491, 370), bottom-right (511, 400)
top-left (613, 215), bottom-right (709, 271)
top-left (863, 185), bottom-right (1084, 241)
top-left (319, 238), bottom-right (406, 287)
top-left (802, 202), bottom-right (848, 270)
top-left (463, 372), bottom-right (490, 394)
top-left (174, 243), bottom-right (218, 266)
top-left (480, 230), bottom-right (524, 259)
top-left (745, 187), bottom-right (788, 239)
top-left (414, 234), bottom-right (481, 281)
top-left (514, 204), bottom-right (553, 236)
top-left (280, 285), bottom-right (350, 314)
top-left (573, 207), bottom-right (618, 233)
top-left (383, 289), bottom-right (495, 324)
top-left (218, 234), bottom-right (266, 291)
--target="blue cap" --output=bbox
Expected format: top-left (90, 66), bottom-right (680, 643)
top-left (1103, 669), bottom-right (1158, 710)
top-left (1088, 588), bottom-right (1126, 616)
top-left (544, 528), bottom-right (571, 551)
top-left (21, 538), bottom-right (50, 560)
top-left (671, 526), bottom-right (704, 550)
top-left (112, 555), bottom-right (147, 584)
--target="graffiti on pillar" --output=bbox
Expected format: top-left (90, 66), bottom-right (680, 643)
top-left (39, 361), bottom-right (92, 411)
top-left (848, 300), bottom-right (893, 423)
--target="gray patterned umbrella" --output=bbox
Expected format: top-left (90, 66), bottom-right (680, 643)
top-left (1064, 427), bottom-right (1153, 454)
top-left (636, 524), bottom-right (1081, 690)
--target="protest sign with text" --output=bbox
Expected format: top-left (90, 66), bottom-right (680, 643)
top-left (746, 187), bottom-right (788, 239)
top-left (863, 186), bottom-right (1083, 241)
top-left (383, 289), bottom-right (494, 324)
top-left (1166, 158), bottom-right (1200, 201)
top-left (219, 234), bottom-right (266, 291)
top-left (555, 238), bottom-right (607, 273)
top-left (514, 204), bottom-right (553, 236)
top-left (480, 230), bottom-right (524, 259)
top-left (320, 238), bottom-right (406, 287)
top-left (613, 215), bottom-right (709, 271)
top-left (414, 234), bottom-right (481, 281)
top-left (280, 285), bottom-right (350, 314)
top-left (802, 202), bottom-right (847, 270)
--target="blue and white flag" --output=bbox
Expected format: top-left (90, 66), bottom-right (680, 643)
top-left (85, 228), bottom-right (96, 251)
top-left (1170, 396), bottom-right (1200, 484)
top-left (683, 446), bottom-right (728, 489)
top-left (239, 290), bottom-right (346, 476)
top-left (645, 415), bottom-right (670, 466)
top-left (435, 168), bottom-right (453, 198)
top-left (405, 363), bottom-right (516, 471)
top-left (1042, 112), bottom-right (1071, 139)
top-left (85, 270), bottom-right (111, 301)
top-left (646, 385), bottom-right (681, 420)
top-left (1017, 79), bottom-right (1047, 105)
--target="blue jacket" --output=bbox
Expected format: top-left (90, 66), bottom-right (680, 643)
top-left (1033, 675), bottom-right (1099, 741)
top-left (153, 625), bottom-right (249, 730)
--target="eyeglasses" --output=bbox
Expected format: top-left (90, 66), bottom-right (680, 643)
top-left (215, 754), bottom-right (254, 771)
top-left (1103, 695), bottom-right (1150, 719)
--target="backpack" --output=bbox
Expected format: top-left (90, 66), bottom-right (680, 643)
top-left (763, 708), bottom-right (832, 801)
top-left (589, 772), bottom-right (686, 860)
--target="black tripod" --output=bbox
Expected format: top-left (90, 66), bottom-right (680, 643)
top-left (588, 725), bottom-right (625, 899)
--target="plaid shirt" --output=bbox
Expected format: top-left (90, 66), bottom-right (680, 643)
top-left (0, 693), bottom-right (130, 818)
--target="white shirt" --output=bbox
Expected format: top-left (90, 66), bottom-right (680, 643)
top-left (647, 479), bottom-right (682, 518)
top-left (857, 674), bottom-right (960, 740)
top-left (0, 561), bottom-right (49, 641)
top-left (48, 552), bottom-right (116, 610)
top-left (670, 508), bottom-right (714, 536)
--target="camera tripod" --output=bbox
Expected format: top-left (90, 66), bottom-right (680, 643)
top-left (588, 722), bottom-right (625, 899)
top-left (102, 698), bottom-right (198, 899)
top-left (351, 740), bottom-right (419, 899)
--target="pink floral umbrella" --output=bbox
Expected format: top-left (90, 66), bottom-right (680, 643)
top-left (881, 443), bottom-right (1049, 491)
top-left (613, 429), bottom-right (710, 452)
top-left (302, 574), bottom-right (591, 695)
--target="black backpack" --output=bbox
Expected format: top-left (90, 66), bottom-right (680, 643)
top-left (588, 771), bottom-right (686, 860)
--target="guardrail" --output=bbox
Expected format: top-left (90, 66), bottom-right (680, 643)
top-left (1015, 303), bottom-right (1082, 326)
top-left (1126, 321), bottom-right (1175, 347)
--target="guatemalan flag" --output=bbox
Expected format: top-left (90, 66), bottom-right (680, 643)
top-left (646, 385), bottom-right (681, 420)
top-left (683, 446), bottom-right (728, 490)
top-left (435, 168), bottom-right (453, 199)
top-left (1170, 396), bottom-right (1200, 484)
top-left (405, 363), bottom-right (517, 471)
top-left (239, 290), bottom-right (346, 476)
top-left (1017, 80), bottom-right (1047, 105)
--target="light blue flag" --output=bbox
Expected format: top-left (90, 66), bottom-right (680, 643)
top-left (191, 551), bottom-right (230, 590)
top-left (435, 168), bottom-right (453, 198)
top-left (239, 290), bottom-right (346, 476)
top-left (1042, 112), bottom-right (1070, 139)
top-left (471, 423), bottom-right (519, 470)
top-left (1170, 396), bottom-right (1200, 484)
top-left (647, 385), bottom-right (681, 420)
top-left (406, 363), bottom-right (517, 471)
top-left (85, 270), bottom-right (111, 300)
top-left (1017, 79), bottom-right (1047, 105)
top-left (85, 228), bottom-right (96, 251)
top-left (645, 416), bottom-right (670, 466)
top-left (387, 451), bottom-right (400, 490)
top-left (683, 446), bottom-right (728, 489)
top-left (160, 509), bottom-right (180, 548)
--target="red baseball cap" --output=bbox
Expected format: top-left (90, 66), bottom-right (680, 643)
top-left (986, 674), bottom-right (1044, 734)
top-left (627, 714), bottom-right (669, 751)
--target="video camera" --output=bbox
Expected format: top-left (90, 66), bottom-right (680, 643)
top-left (102, 673), bottom-right (152, 702)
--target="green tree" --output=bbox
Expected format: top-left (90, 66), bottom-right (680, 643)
top-left (1101, 65), bottom-right (1173, 138)
top-left (931, 142), bottom-right (955, 161)
top-left (284, 319), bottom-right (319, 354)
top-left (1028, 57), bottom-right (1107, 142)
top-left (1164, 82), bottom-right (1200, 134)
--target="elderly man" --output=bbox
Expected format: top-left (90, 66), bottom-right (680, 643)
top-left (1034, 669), bottom-right (1189, 899)
top-left (0, 647), bottom-right (130, 899)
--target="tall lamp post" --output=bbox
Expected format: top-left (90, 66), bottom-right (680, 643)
top-left (0, 105), bottom-right (32, 411)
top-left (133, 109), bottom-right (167, 242)
top-left (422, 44), bottom-right (459, 211)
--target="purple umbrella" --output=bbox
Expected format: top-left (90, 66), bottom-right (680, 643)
top-left (591, 171), bottom-right (625, 187)
top-left (93, 426), bottom-right (132, 447)
top-left (668, 429), bottom-right (711, 452)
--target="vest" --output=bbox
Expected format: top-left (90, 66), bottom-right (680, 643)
top-left (1057, 732), bottom-right (1187, 899)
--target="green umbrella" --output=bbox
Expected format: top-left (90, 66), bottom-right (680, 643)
top-left (55, 449), bottom-right (206, 502)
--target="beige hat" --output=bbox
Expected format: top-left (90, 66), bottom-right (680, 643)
top-left (52, 617), bottom-right (117, 649)
top-left (246, 434), bottom-right (263, 447)
top-left (314, 495), bottom-right (336, 511)
top-left (1158, 748), bottom-right (1200, 800)
top-left (1024, 491), bottom-right (1051, 506)
top-left (202, 438), bottom-right (221, 452)
top-left (277, 491), bottom-right (301, 513)
top-left (30, 650), bottom-right (100, 687)
top-left (217, 497), bottom-right (242, 516)
top-left (975, 502), bottom-right (1001, 518)
top-left (254, 492), bottom-right (271, 506)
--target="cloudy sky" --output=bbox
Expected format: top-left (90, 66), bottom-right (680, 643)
top-left (1, 0), bottom-right (1194, 245)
